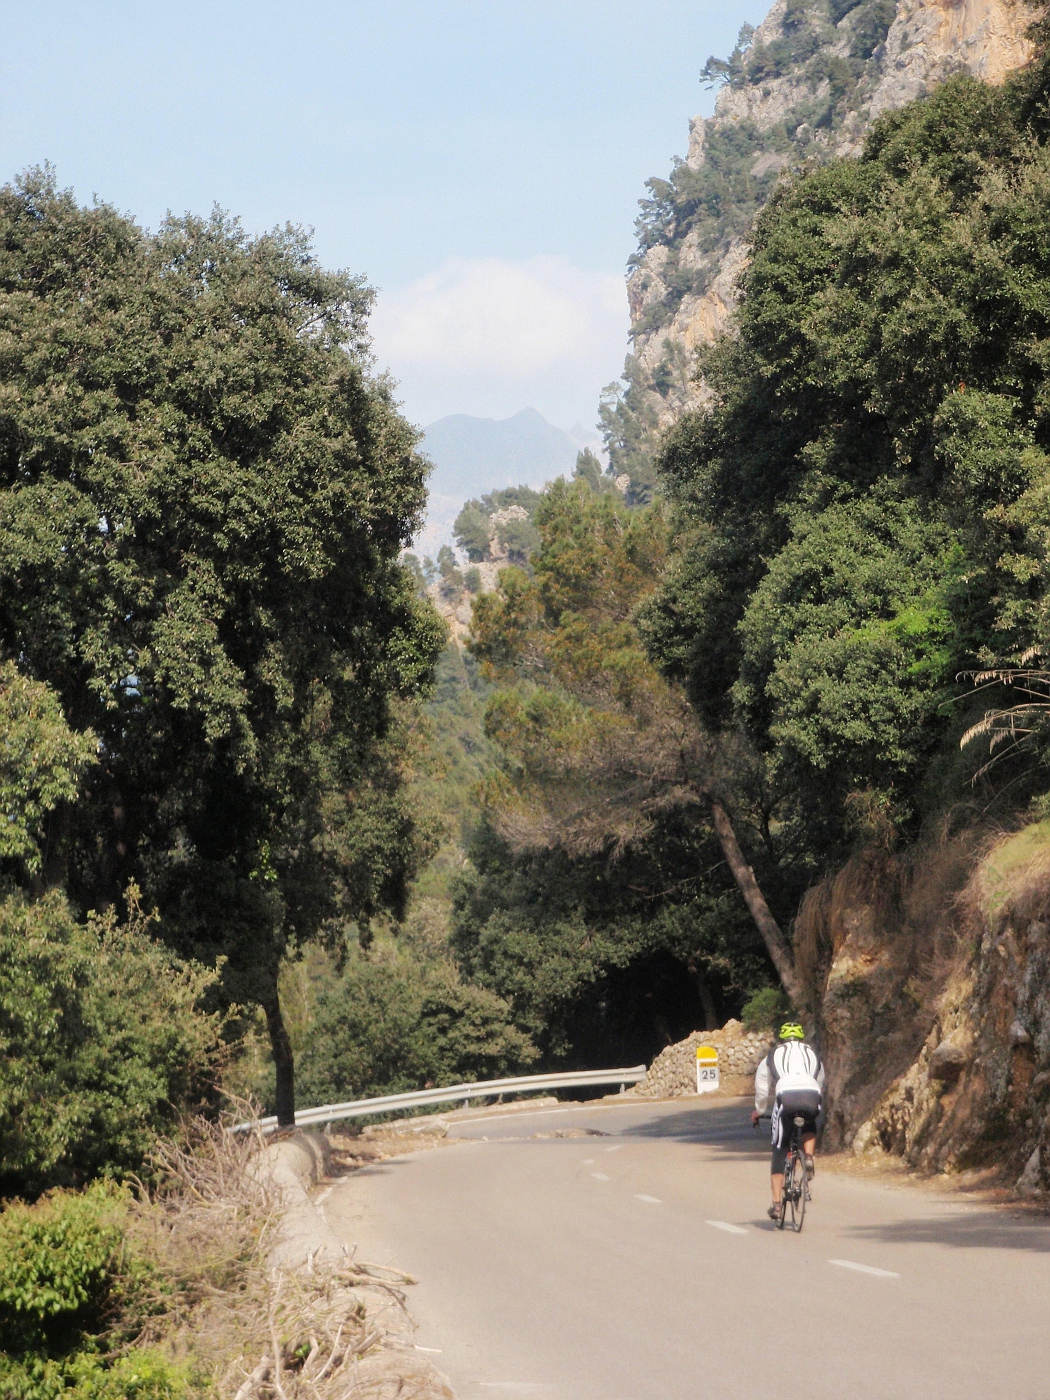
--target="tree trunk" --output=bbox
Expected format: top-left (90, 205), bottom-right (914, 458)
top-left (37, 804), bottom-right (71, 895)
top-left (263, 989), bottom-right (296, 1129)
top-left (688, 964), bottom-right (719, 1031)
top-left (707, 796), bottom-right (803, 1007)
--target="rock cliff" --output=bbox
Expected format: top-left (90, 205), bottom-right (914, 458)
top-left (800, 823), bottom-right (1050, 1191)
top-left (634, 825), bottom-right (1050, 1193)
top-left (609, 0), bottom-right (1042, 487)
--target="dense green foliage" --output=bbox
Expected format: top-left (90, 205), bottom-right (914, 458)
top-left (453, 485), bottom-right (543, 563)
top-left (641, 64), bottom-right (1050, 897)
top-left (295, 950), bottom-right (535, 1105)
top-left (0, 664), bottom-right (97, 882)
top-left (411, 643), bottom-right (498, 879)
top-left (598, 362), bottom-right (663, 499)
top-left (454, 478), bottom-right (771, 1061)
top-left (449, 49), bottom-right (1050, 1053)
top-left (0, 168), bottom-right (443, 1122)
top-left (226, 641), bottom-right (539, 1112)
top-left (0, 1183), bottom-right (185, 1400)
top-left (0, 890), bottom-right (222, 1198)
top-left (452, 819), bottom-right (765, 1064)
top-left (0, 1184), bottom-right (128, 1355)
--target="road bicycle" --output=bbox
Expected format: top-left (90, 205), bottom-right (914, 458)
top-left (754, 1112), bottom-right (811, 1234)
top-left (776, 1113), bottom-right (811, 1233)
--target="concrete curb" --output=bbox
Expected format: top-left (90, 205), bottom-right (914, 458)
top-left (254, 1128), bottom-right (457, 1397)
top-left (253, 1129), bottom-right (347, 1269)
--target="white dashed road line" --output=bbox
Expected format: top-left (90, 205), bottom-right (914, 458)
top-left (634, 1194), bottom-right (662, 1204)
top-left (591, 1172), bottom-right (610, 1181)
top-left (828, 1259), bottom-right (900, 1278)
top-left (706, 1220), bottom-right (748, 1235)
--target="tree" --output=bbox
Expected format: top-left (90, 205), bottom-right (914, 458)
top-left (573, 448), bottom-right (604, 491)
top-left (294, 952), bottom-right (536, 1106)
top-left (0, 663), bottom-right (97, 887)
top-left (0, 888), bottom-right (223, 1197)
top-left (0, 170), bottom-right (444, 1126)
top-left (465, 479), bottom-right (802, 1015)
top-left (436, 544), bottom-right (464, 601)
top-left (453, 486), bottom-right (542, 564)
top-left (639, 65), bottom-right (1050, 899)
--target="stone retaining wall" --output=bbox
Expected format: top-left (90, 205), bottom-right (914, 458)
top-left (634, 1020), bottom-right (773, 1098)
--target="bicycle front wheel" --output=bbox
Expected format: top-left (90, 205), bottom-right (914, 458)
top-left (787, 1151), bottom-right (807, 1233)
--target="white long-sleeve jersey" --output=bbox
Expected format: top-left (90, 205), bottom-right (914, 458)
top-left (754, 1041), bottom-right (826, 1114)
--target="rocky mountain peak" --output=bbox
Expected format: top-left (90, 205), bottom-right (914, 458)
top-left (606, 0), bottom-right (1042, 489)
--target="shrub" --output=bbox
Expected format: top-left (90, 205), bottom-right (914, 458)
top-left (0, 1181), bottom-right (187, 1400)
top-left (295, 956), bottom-right (536, 1107)
top-left (0, 1183), bottom-right (128, 1355)
top-left (741, 985), bottom-right (792, 1032)
top-left (0, 1349), bottom-right (188, 1400)
top-left (0, 890), bottom-right (223, 1198)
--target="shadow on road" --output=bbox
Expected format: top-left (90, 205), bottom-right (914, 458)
top-left (442, 1099), bottom-right (769, 1155)
top-left (616, 1103), bottom-right (763, 1154)
top-left (843, 1213), bottom-right (1050, 1253)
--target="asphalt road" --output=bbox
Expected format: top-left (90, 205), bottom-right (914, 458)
top-left (322, 1096), bottom-right (1050, 1400)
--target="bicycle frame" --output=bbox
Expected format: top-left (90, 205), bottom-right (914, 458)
top-left (755, 1110), bottom-right (811, 1233)
top-left (779, 1114), bottom-right (810, 1232)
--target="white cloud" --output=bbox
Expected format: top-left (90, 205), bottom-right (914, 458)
top-left (370, 255), bottom-right (629, 430)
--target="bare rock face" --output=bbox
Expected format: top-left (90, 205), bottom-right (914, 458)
top-left (797, 843), bottom-right (975, 1150)
top-left (928, 1036), bottom-right (971, 1082)
top-left (870, 0), bottom-right (1039, 120)
top-left (1018, 1145), bottom-right (1042, 1192)
top-left (834, 827), bottom-right (1050, 1187)
top-left (623, 0), bottom-right (1042, 451)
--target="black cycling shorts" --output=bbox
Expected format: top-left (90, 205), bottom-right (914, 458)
top-left (770, 1089), bottom-right (820, 1174)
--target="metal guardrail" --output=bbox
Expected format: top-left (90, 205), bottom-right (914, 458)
top-left (235, 1064), bottom-right (648, 1135)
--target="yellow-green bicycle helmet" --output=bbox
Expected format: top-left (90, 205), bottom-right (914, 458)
top-left (778, 1022), bottom-right (805, 1041)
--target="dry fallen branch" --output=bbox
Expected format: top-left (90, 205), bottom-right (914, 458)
top-left (115, 1117), bottom-right (445, 1398)
top-left (958, 662), bottom-right (1050, 779)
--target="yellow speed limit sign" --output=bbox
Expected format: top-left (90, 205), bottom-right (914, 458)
top-left (696, 1044), bottom-right (720, 1095)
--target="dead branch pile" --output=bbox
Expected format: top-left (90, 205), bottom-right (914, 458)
top-left (121, 1119), bottom-right (447, 1399)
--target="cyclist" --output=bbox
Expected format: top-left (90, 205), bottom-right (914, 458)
top-left (750, 1022), bottom-right (825, 1220)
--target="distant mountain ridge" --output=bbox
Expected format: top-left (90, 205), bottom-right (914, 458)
top-left (422, 407), bottom-right (581, 499)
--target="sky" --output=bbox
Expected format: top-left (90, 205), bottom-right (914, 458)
top-left (1, 1), bottom-right (769, 434)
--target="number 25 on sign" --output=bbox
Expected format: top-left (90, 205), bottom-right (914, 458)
top-left (696, 1045), bottom-right (719, 1095)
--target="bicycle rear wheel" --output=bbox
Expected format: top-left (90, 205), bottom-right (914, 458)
top-left (787, 1150), bottom-right (807, 1233)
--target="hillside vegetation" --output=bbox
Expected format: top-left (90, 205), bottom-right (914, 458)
top-left (643, 64), bottom-right (1050, 890)
top-left (603, 0), bottom-right (1040, 493)
top-left (11, 18), bottom-right (1050, 1395)
top-left (446, 35), bottom-right (1050, 1082)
